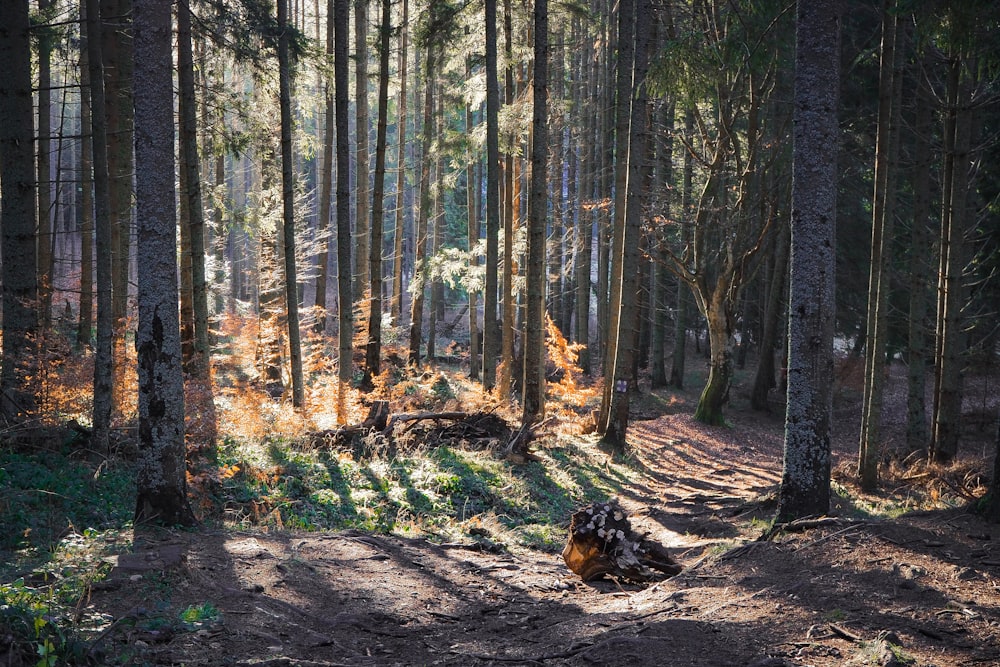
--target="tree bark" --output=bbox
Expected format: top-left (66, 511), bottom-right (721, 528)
top-left (335, 0), bottom-right (354, 420)
top-left (37, 0), bottom-right (54, 331)
top-left (83, 0), bottom-right (114, 449)
top-left (931, 55), bottom-right (972, 462)
top-left (390, 0), bottom-right (408, 324)
top-left (905, 68), bottom-right (933, 453)
top-left (407, 45), bottom-right (435, 367)
top-left (354, 0), bottom-right (370, 294)
top-left (102, 0), bottom-right (134, 410)
top-left (0, 0), bottom-right (39, 421)
top-left (669, 109), bottom-right (695, 390)
top-left (278, 0), bottom-right (305, 408)
top-left (316, 0), bottom-right (335, 332)
top-left (750, 223), bottom-right (789, 411)
top-left (522, 0), bottom-right (549, 426)
top-left (598, 0), bottom-right (636, 433)
top-left (777, 0), bottom-right (840, 522)
top-left (365, 0), bottom-right (391, 384)
top-left (78, 1), bottom-right (95, 349)
top-left (466, 57), bottom-right (480, 381)
top-left (177, 0), bottom-right (211, 381)
top-left (133, 0), bottom-right (196, 526)
top-left (859, 6), bottom-right (903, 490)
top-left (483, 0), bottom-right (500, 388)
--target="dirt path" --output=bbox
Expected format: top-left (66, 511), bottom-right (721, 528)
top-left (85, 400), bottom-right (1000, 667)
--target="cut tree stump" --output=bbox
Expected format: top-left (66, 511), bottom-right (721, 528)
top-left (562, 500), bottom-right (682, 582)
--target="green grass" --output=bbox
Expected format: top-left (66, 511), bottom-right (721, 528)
top-left (0, 427), bottom-right (646, 663)
top-left (214, 432), bottom-right (638, 549)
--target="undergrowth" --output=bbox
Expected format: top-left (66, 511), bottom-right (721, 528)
top-left (0, 315), bottom-right (626, 663)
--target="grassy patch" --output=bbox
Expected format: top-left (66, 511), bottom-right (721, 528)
top-left (212, 431), bottom-right (642, 551)
top-left (0, 446), bottom-right (135, 571)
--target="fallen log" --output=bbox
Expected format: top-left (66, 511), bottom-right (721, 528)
top-left (562, 500), bottom-right (682, 583)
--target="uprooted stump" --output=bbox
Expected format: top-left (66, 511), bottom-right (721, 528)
top-left (562, 500), bottom-right (682, 582)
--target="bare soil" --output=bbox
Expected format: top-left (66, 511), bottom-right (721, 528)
top-left (87, 363), bottom-right (1000, 667)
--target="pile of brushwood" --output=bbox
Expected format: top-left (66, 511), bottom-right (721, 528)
top-left (310, 404), bottom-right (513, 456)
top-left (563, 500), bottom-right (682, 582)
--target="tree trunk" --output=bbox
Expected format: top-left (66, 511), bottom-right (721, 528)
top-left (78, 3), bottom-right (95, 349)
top-left (859, 6), bottom-right (903, 490)
top-left (906, 69), bottom-right (933, 453)
top-left (390, 0), bottom-right (408, 324)
top-left (601, 0), bottom-right (652, 450)
top-left (102, 0), bottom-right (134, 408)
top-left (669, 109), bottom-right (695, 389)
top-left (466, 57), bottom-right (480, 381)
top-left (37, 0), bottom-right (54, 331)
top-left (278, 0), bottom-right (305, 408)
top-left (498, 0), bottom-right (516, 399)
top-left (133, 0), bottom-right (197, 527)
top-left (177, 1), bottom-right (211, 381)
top-left (650, 101), bottom-right (675, 389)
top-left (83, 0), bottom-right (114, 449)
top-left (521, 0), bottom-right (548, 427)
top-left (574, 21), bottom-right (596, 376)
top-left (354, 0), bottom-right (370, 295)
top-left (0, 0), bottom-right (38, 421)
top-left (750, 224), bottom-right (789, 411)
top-left (365, 0), bottom-right (391, 384)
top-left (407, 46), bottom-right (435, 367)
top-left (931, 56), bottom-right (972, 463)
top-left (483, 0), bottom-right (500, 389)
top-left (599, 0), bottom-right (635, 432)
top-left (316, 0), bottom-right (335, 332)
top-left (777, 0), bottom-right (840, 522)
top-left (335, 0), bottom-right (354, 420)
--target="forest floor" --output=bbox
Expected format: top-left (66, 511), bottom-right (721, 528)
top-left (70, 358), bottom-right (1000, 667)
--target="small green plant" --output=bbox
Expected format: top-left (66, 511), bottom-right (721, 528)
top-left (0, 579), bottom-right (67, 667)
top-left (179, 602), bottom-right (220, 629)
top-left (430, 374), bottom-right (455, 401)
top-left (823, 608), bottom-right (847, 622)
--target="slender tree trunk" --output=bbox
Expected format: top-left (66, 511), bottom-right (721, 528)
top-left (482, 0), bottom-right (500, 389)
top-left (669, 109), bottom-right (694, 389)
top-left (132, 0), bottom-right (197, 526)
top-left (777, 0), bottom-right (840, 522)
top-left (650, 101), bottom-right (675, 389)
top-left (177, 1), bottom-right (211, 381)
top-left (859, 6), bottom-right (903, 490)
top-left (0, 0), bottom-right (38, 421)
top-left (521, 0), bottom-right (548, 427)
top-left (78, 4), bottom-right (95, 349)
top-left (354, 0), bottom-right (370, 294)
top-left (427, 90), bottom-right (444, 362)
top-left (278, 0), bottom-right (305, 408)
top-left (931, 56), bottom-right (972, 463)
top-left (599, 0), bottom-right (635, 433)
top-left (37, 0), bottom-right (54, 331)
top-left (498, 0), bottom-right (515, 399)
top-left (102, 0), bottom-right (134, 408)
top-left (906, 71), bottom-right (933, 453)
top-left (408, 46), bottom-right (435, 367)
top-left (390, 0), bottom-right (408, 323)
top-left (575, 26), bottom-right (598, 376)
top-left (465, 55), bottom-right (480, 380)
top-left (84, 0), bottom-right (114, 448)
top-left (365, 0), bottom-right (391, 383)
top-left (750, 223), bottom-right (789, 410)
top-left (316, 0), bottom-right (335, 332)
top-left (335, 0), bottom-right (353, 420)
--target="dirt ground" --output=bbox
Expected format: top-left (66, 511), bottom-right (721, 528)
top-left (87, 365), bottom-right (1000, 667)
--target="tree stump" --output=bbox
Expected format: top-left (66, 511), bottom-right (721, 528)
top-left (562, 500), bottom-right (682, 582)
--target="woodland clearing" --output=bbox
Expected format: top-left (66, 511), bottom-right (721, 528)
top-left (2, 348), bottom-right (999, 667)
